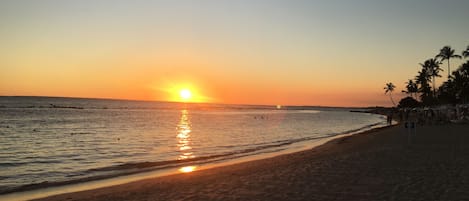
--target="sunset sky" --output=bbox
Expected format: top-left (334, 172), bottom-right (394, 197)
top-left (1, 0), bottom-right (469, 106)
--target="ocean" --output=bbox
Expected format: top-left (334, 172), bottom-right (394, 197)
top-left (0, 96), bottom-right (386, 194)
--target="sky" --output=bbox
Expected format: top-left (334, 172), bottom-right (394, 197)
top-left (1, 0), bottom-right (468, 107)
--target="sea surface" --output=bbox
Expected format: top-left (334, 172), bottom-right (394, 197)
top-left (0, 96), bottom-right (386, 194)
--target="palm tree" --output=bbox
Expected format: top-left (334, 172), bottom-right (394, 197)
top-left (452, 71), bottom-right (465, 101)
top-left (420, 58), bottom-right (442, 97)
top-left (415, 68), bottom-right (432, 103)
top-left (402, 79), bottom-right (418, 99)
top-left (453, 61), bottom-right (469, 103)
top-left (440, 62), bottom-right (469, 104)
top-left (436, 46), bottom-right (462, 78)
top-left (384, 82), bottom-right (396, 106)
top-left (463, 45), bottom-right (469, 59)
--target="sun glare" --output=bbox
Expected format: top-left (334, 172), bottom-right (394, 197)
top-left (179, 166), bottom-right (197, 173)
top-left (162, 83), bottom-right (209, 103)
top-left (180, 89), bottom-right (192, 100)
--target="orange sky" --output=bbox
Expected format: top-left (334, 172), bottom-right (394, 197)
top-left (1, 1), bottom-right (468, 107)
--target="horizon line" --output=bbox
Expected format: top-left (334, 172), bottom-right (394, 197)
top-left (0, 95), bottom-right (381, 109)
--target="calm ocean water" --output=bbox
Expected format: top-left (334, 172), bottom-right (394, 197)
top-left (0, 96), bottom-right (386, 194)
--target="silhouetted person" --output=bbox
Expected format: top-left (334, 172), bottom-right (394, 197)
top-left (387, 110), bottom-right (393, 125)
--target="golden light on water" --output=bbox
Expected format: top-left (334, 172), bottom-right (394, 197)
top-left (178, 166), bottom-right (197, 173)
top-left (177, 109), bottom-right (194, 160)
top-left (176, 111), bottom-right (197, 174)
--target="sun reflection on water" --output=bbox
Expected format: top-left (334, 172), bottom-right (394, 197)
top-left (178, 166), bottom-right (197, 173)
top-left (177, 109), bottom-right (194, 160)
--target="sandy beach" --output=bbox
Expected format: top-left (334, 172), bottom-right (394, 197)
top-left (30, 123), bottom-right (469, 201)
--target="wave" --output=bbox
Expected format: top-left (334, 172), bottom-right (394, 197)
top-left (0, 159), bottom-right (64, 167)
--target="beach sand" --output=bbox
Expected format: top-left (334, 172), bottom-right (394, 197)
top-left (34, 124), bottom-right (469, 201)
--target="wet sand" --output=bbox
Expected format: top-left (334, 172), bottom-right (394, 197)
top-left (35, 124), bottom-right (469, 201)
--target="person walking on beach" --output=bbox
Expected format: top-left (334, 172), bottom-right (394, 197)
top-left (387, 110), bottom-right (393, 125)
top-left (405, 109), bottom-right (418, 144)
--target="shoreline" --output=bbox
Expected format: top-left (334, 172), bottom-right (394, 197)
top-left (28, 123), bottom-right (469, 201)
top-left (0, 122), bottom-right (389, 201)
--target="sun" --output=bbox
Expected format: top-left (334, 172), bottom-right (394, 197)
top-left (179, 89), bottom-right (192, 100)
top-left (162, 83), bottom-right (209, 103)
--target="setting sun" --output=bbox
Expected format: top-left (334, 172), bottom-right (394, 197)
top-left (158, 82), bottom-right (212, 103)
top-left (179, 89), bottom-right (192, 100)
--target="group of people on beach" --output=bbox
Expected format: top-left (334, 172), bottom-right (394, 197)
top-left (387, 105), bottom-right (469, 126)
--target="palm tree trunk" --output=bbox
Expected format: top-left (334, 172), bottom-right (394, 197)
top-left (448, 59), bottom-right (451, 78)
top-left (389, 93), bottom-right (395, 106)
top-left (433, 76), bottom-right (436, 98)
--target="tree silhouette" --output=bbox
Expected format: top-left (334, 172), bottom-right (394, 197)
top-left (415, 67), bottom-right (432, 104)
top-left (402, 79), bottom-right (418, 99)
top-left (463, 45), bottom-right (469, 59)
top-left (389, 44), bottom-right (469, 107)
top-left (438, 61), bottom-right (469, 104)
top-left (453, 61), bottom-right (469, 103)
top-left (384, 82), bottom-right (396, 106)
top-left (420, 58), bottom-right (442, 97)
top-left (436, 46), bottom-right (462, 78)
top-left (398, 96), bottom-right (420, 108)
